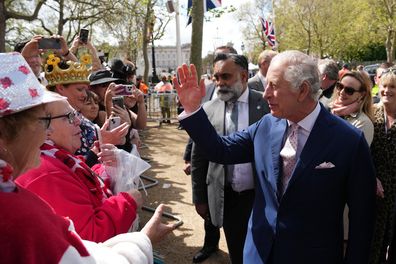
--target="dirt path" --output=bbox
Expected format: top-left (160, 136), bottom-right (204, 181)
top-left (138, 121), bottom-right (230, 263)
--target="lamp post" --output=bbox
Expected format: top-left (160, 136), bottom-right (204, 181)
top-left (166, 0), bottom-right (182, 68)
top-left (150, 20), bottom-right (159, 83)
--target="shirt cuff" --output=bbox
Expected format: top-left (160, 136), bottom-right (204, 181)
top-left (178, 106), bottom-right (202, 121)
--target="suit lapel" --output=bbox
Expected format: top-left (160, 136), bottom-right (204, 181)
top-left (205, 99), bottom-right (226, 135)
top-left (269, 118), bottom-right (287, 194)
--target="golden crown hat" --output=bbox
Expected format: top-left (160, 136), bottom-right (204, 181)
top-left (44, 53), bottom-right (92, 87)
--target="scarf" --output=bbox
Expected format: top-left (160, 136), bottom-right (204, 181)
top-left (40, 140), bottom-right (112, 202)
top-left (331, 99), bottom-right (361, 117)
top-left (0, 159), bottom-right (16, 192)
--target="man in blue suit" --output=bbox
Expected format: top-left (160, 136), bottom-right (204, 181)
top-left (173, 50), bottom-right (376, 264)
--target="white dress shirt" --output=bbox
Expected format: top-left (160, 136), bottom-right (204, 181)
top-left (226, 88), bottom-right (255, 192)
top-left (285, 102), bottom-right (321, 160)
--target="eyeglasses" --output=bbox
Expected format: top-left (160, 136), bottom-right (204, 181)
top-left (38, 111), bottom-right (78, 129)
top-left (335, 82), bottom-right (362, 96)
top-left (381, 68), bottom-right (396, 77)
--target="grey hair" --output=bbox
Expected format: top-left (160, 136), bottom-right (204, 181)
top-left (318, 59), bottom-right (339, 81)
top-left (272, 50), bottom-right (321, 100)
top-left (258, 50), bottom-right (278, 63)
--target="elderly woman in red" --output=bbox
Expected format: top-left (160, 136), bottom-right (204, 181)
top-left (17, 96), bottom-right (144, 242)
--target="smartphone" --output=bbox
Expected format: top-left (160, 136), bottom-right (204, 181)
top-left (79, 28), bottom-right (89, 44)
top-left (38, 38), bottom-right (61, 50)
top-left (112, 96), bottom-right (125, 109)
top-left (109, 116), bottom-right (121, 130)
top-left (115, 84), bottom-right (136, 96)
top-left (93, 124), bottom-right (102, 151)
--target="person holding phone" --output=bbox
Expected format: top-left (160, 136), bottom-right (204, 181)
top-left (1, 52), bottom-right (175, 263)
top-left (69, 33), bottom-right (103, 71)
top-left (103, 84), bottom-right (146, 152)
top-left (44, 54), bottom-right (129, 165)
top-left (15, 35), bottom-right (77, 85)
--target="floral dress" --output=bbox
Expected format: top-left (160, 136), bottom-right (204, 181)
top-left (75, 114), bottom-right (97, 156)
top-left (369, 104), bottom-right (396, 264)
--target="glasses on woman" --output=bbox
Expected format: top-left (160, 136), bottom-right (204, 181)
top-left (38, 111), bottom-right (78, 129)
top-left (335, 82), bottom-right (362, 96)
top-left (380, 68), bottom-right (396, 77)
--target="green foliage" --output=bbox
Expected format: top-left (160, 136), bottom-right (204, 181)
top-left (237, 0), bottom-right (393, 62)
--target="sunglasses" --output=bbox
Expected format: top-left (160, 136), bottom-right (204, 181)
top-left (381, 68), bottom-right (396, 77)
top-left (335, 82), bottom-right (362, 96)
top-left (38, 111), bottom-right (78, 129)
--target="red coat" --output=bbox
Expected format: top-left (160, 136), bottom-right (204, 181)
top-left (17, 155), bottom-right (137, 243)
top-left (0, 186), bottom-right (93, 263)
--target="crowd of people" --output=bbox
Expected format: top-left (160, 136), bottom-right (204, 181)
top-left (1, 32), bottom-right (396, 264)
top-left (0, 35), bottom-right (177, 263)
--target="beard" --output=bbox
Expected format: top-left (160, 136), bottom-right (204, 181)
top-left (216, 79), bottom-right (244, 102)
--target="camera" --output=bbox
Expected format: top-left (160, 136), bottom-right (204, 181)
top-left (38, 38), bottom-right (61, 50)
top-left (115, 84), bottom-right (136, 96)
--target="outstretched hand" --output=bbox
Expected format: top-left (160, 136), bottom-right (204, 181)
top-left (141, 204), bottom-right (177, 244)
top-left (173, 64), bottom-right (206, 114)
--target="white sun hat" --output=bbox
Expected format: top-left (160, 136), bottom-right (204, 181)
top-left (0, 52), bottom-right (66, 117)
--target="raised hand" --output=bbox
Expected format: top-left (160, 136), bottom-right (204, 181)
top-left (173, 64), bottom-right (205, 113)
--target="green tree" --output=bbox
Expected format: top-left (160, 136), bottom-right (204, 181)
top-left (1, 0), bottom-right (47, 51)
top-left (369, 0), bottom-right (396, 62)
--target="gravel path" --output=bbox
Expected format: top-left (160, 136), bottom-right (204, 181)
top-left (138, 121), bottom-right (230, 263)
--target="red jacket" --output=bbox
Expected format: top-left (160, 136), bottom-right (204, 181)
top-left (17, 155), bottom-right (137, 243)
top-left (0, 186), bottom-right (93, 263)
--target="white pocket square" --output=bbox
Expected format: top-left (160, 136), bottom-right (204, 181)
top-left (315, 161), bottom-right (335, 169)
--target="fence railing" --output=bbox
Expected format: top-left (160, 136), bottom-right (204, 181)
top-left (145, 91), bottom-right (180, 123)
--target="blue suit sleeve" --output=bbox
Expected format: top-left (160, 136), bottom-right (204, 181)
top-left (180, 108), bottom-right (257, 165)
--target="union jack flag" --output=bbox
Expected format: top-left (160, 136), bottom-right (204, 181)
top-left (259, 16), bottom-right (277, 47)
top-left (187, 0), bottom-right (222, 26)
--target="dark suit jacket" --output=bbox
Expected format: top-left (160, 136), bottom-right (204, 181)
top-left (248, 74), bottom-right (265, 92)
top-left (191, 89), bottom-right (269, 226)
top-left (181, 104), bottom-right (376, 264)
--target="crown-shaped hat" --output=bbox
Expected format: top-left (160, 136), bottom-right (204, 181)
top-left (44, 54), bottom-right (92, 87)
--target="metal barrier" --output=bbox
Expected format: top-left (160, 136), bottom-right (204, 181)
top-left (146, 91), bottom-right (180, 123)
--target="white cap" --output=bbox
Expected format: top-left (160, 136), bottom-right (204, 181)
top-left (0, 52), bottom-right (66, 117)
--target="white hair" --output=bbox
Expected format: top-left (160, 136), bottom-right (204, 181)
top-left (272, 50), bottom-right (321, 100)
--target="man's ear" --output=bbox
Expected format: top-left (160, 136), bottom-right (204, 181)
top-left (241, 70), bottom-right (248, 83)
top-left (298, 80), bottom-right (311, 102)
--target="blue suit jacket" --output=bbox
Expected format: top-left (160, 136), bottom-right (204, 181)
top-left (181, 104), bottom-right (376, 264)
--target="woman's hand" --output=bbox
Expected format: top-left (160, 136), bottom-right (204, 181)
top-left (141, 204), bottom-right (177, 244)
top-left (376, 178), bottom-right (384, 198)
top-left (126, 189), bottom-right (143, 208)
top-left (112, 105), bottom-right (131, 125)
top-left (97, 143), bottom-right (117, 166)
top-left (101, 119), bottom-right (129, 145)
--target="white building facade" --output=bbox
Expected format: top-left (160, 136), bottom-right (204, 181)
top-left (136, 43), bottom-right (191, 77)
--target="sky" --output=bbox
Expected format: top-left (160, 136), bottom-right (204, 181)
top-left (157, 0), bottom-right (253, 57)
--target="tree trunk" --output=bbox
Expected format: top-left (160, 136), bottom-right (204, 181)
top-left (143, 0), bottom-right (152, 84)
top-left (386, 27), bottom-right (395, 63)
top-left (190, 0), bottom-right (204, 78)
top-left (0, 0), bottom-right (6, 52)
top-left (57, 0), bottom-right (64, 35)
